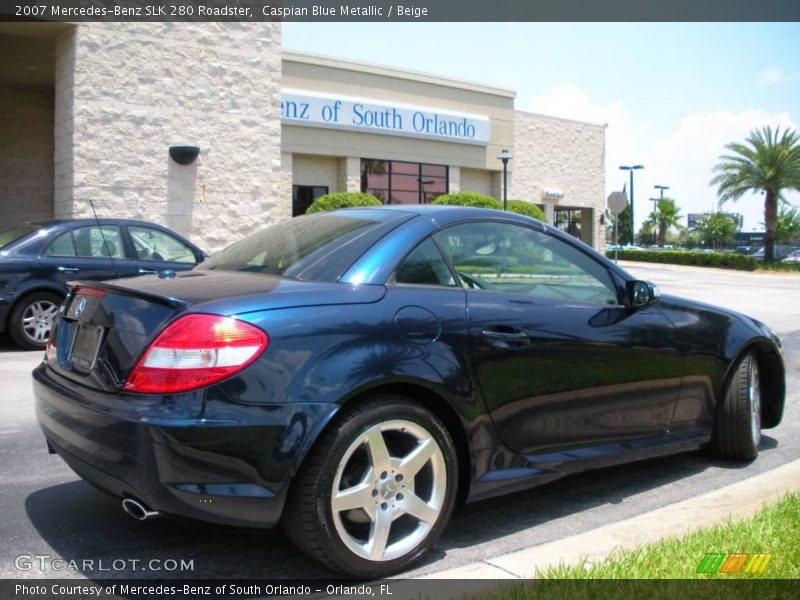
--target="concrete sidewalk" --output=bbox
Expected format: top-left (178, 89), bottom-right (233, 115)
top-left (424, 459), bottom-right (800, 579)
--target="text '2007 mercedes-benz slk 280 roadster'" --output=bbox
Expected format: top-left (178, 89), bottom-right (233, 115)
top-left (33, 206), bottom-right (785, 577)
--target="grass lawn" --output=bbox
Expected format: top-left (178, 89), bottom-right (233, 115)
top-left (537, 492), bottom-right (799, 579)
top-left (487, 494), bottom-right (799, 600)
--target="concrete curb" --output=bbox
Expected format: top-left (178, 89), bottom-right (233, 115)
top-left (423, 459), bottom-right (800, 579)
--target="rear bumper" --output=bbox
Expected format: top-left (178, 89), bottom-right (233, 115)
top-left (33, 363), bottom-right (339, 529)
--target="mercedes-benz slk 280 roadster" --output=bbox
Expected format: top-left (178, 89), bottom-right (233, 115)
top-left (34, 206), bottom-right (785, 577)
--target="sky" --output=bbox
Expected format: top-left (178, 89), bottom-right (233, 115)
top-left (282, 22), bottom-right (800, 232)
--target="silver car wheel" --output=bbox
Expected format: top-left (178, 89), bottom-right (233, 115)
top-left (21, 300), bottom-right (59, 344)
top-left (331, 419), bottom-right (447, 562)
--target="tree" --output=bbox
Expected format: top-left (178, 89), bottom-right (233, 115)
top-left (654, 198), bottom-right (683, 247)
top-left (697, 212), bottom-right (737, 250)
top-left (613, 205), bottom-right (633, 245)
top-left (636, 212), bottom-right (657, 246)
top-left (773, 204), bottom-right (800, 244)
top-left (711, 126), bottom-right (800, 261)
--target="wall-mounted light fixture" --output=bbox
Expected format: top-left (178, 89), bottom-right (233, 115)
top-left (169, 145), bottom-right (200, 165)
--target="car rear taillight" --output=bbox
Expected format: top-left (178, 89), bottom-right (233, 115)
top-left (123, 314), bottom-right (268, 394)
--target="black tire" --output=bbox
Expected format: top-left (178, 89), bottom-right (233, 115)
top-left (711, 353), bottom-right (761, 460)
top-left (8, 291), bottom-right (62, 350)
top-left (282, 395), bottom-right (458, 578)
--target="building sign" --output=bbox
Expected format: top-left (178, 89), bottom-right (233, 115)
top-left (281, 89), bottom-right (490, 146)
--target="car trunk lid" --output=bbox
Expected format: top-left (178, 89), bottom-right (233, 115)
top-left (46, 270), bottom-right (386, 392)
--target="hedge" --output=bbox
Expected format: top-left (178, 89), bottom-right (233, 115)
top-left (432, 191), bottom-right (501, 210)
top-left (432, 191), bottom-right (546, 221)
top-left (507, 200), bottom-right (546, 221)
top-left (607, 249), bottom-right (758, 271)
top-left (306, 192), bottom-right (382, 213)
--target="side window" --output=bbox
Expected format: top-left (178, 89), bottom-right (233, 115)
top-left (435, 222), bottom-right (618, 305)
top-left (394, 238), bottom-right (456, 287)
top-left (46, 232), bottom-right (76, 257)
top-left (46, 226), bottom-right (124, 259)
top-left (128, 226), bottom-right (196, 264)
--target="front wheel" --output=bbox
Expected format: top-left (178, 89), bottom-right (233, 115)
top-left (711, 353), bottom-right (761, 460)
top-left (282, 395), bottom-right (458, 577)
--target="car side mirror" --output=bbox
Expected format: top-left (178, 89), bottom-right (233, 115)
top-left (627, 280), bottom-right (660, 308)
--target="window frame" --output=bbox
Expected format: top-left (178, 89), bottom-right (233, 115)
top-left (389, 235), bottom-right (461, 289)
top-left (361, 159), bottom-right (449, 205)
top-left (432, 218), bottom-right (625, 306)
top-left (45, 224), bottom-right (126, 260)
top-left (126, 224), bottom-right (197, 264)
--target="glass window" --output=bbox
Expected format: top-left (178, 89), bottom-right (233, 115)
top-left (128, 226), bottom-right (196, 263)
top-left (554, 208), bottom-right (583, 240)
top-left (361, 159), bottom-right (448, 205)
top-left (292, 185), bottom-right (329, 216)
top-left (199, 212), bottom-right (388, 280)
top-left (395, 238), bottom-right (455, 287)
top-left (47, 226), bottom-right (124, 259)
top-left (46, 231), bottom-right (76, 256)
top-left (0, 225), bottom-right (40, 249)
top-left (435, 221), bottom-right (618, 305)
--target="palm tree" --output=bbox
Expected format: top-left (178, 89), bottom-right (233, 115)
top-left (711, 126), bottom-right (800, 261)
top-left (654, 198), bottom-right (682, 247)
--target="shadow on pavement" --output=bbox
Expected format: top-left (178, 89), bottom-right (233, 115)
top-left (26, 437), bottom-right (777, 580)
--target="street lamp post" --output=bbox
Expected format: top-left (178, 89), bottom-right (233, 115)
top-left (498, 149), bottom-right (512, 211)
top-left (619, 164), bottom-right (644, 243)
top-left (654, 184), bottom-right (669, 201)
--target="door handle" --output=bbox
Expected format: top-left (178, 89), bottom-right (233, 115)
top-left (481, 327), bottom-right (531, 348)
top-left (57, 266), bottom-right (79, 273)
top-left (138, 268), bottom-right (158, 275)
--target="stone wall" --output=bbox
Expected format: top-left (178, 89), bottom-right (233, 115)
top-left (512, 111), bottom-right (606, 248)
top-left (0, 85), bottom-right (54, 226)
top-left (54, 23), bottom-right (283, 252)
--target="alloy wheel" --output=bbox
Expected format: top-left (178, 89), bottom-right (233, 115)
top-left (331, 419), bottom-right (447, 562)
top-left (21, 300), bottom-right (59, 344)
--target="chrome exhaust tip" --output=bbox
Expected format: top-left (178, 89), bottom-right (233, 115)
top-left (122, 497), bottom-right (160, 521)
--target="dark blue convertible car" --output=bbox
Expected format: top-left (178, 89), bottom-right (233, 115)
top-left (33, 206), bottom-right (785, 577)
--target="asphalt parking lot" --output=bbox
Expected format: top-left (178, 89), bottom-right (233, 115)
top-left (0, 262), bottom-right (797, 580)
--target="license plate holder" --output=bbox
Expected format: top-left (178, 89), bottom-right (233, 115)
top-left (69, 324), bottom-right (104, 372)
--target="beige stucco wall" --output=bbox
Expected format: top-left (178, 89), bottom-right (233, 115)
top-left (512, 111), bottom-right (606, 248)
top-left (0, 85), bottom-right (54, 226)
top-left (459, 168), bottom-right (493, 197)
top-left (291, 155), bottom-right (340, 193)
top-left (54, 23), bottom-right (283, 252)
top-left (281, 52), bottom-right (514, 174)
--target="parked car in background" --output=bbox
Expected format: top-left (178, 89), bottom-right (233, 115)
top-left (34, 206), bottom-right (785, 577)
top-left (781, 250), bottom-right (800, 263)
top-left (750, 245), bottom-right (795, 261)
top-left (0, 219), bottom-right (206, 349)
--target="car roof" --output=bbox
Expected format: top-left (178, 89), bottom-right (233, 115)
top-left (25, 218), bottom-right (174, 227)
top-left (339, 204), bottom-right (546, 228)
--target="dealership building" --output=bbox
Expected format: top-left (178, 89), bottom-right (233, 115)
top-left (0, 22), bottom-right (606, 252)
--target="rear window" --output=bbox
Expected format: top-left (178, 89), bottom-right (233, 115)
top-left (198, 212), bottom-right (389, 280)
top-left (0, 225), bottom-right (40, 249)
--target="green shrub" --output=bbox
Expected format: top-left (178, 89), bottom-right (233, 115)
top-left (432, 191), bottom-right (502, 209)
top-left (606, 249), bottom-right (758, 271)
top-left (306, 192), bottom-right (382, 213)
top-left (432, 191), bottom-right (547, 222)
top-left (756, 261), bottom-right (800, 272)
top-left (507, 200), bottom-right (546, 221)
